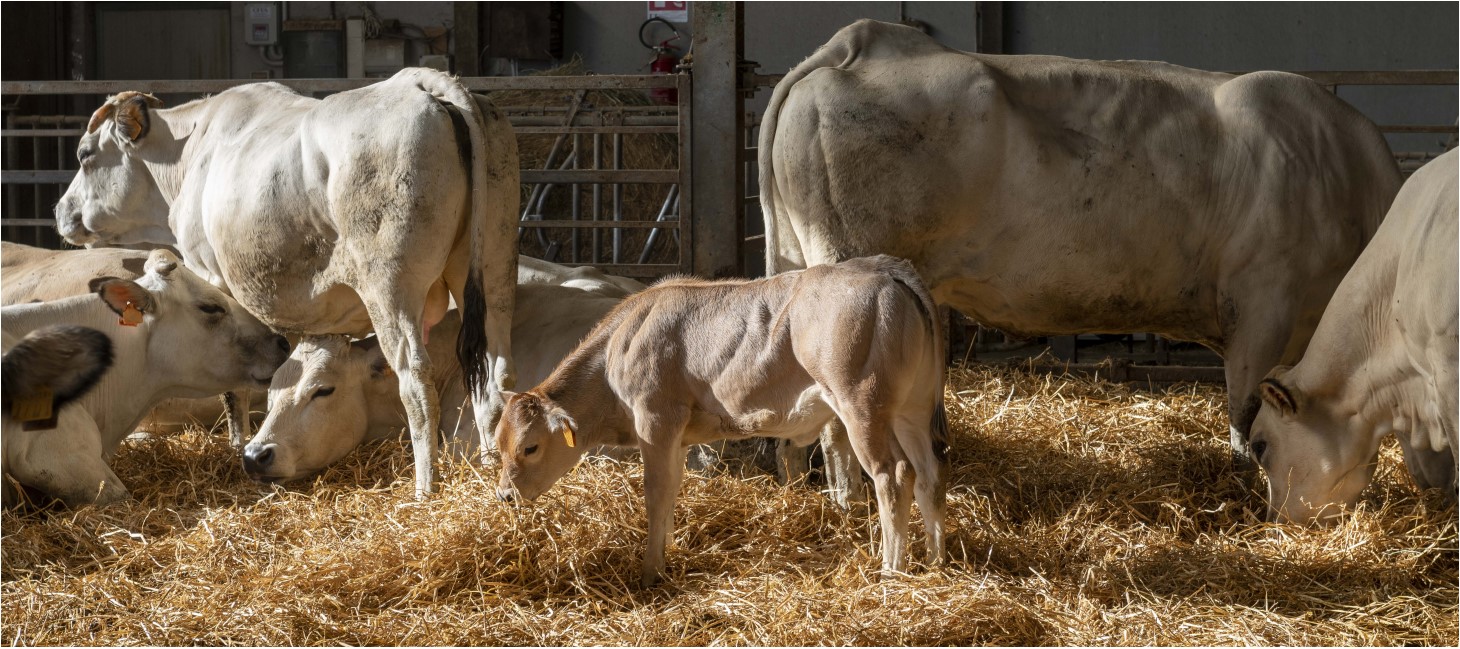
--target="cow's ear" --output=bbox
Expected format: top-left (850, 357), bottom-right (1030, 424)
top-left (91, 278), bottom-right (155, 318)
top-left (545, 406), bottom-right (579, 448)
top-left (1259, 366), bottom-right (1298, 416)
top-left (112, 92), bottom-right (163, 142)
top-left (350, 337), bottom-right (393, 378)
top-left (144, 249), bottom-right (182, 277)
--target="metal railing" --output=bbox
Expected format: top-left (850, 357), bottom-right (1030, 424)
top-left (1, 73), bottom-right (692, 278)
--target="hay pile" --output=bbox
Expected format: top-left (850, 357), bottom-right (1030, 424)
top-left (3, 361), bottom-right (1455, 645)
top-left (488, 60), bottom-right (682, 269)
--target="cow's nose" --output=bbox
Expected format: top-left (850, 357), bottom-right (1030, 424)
top-left (496, 488), bottom-right (515, 503)
top-left (243, 443), bottom-right (276, 474)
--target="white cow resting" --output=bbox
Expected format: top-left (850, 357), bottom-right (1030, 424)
top-left (1249, 149), bottom-right (1458, 524)
top-left (2, 325), bottom-right (113, 507)
top-left (1, 250), bottom-right (288, 505)
top-left (495, 256), bottom-right (948, 586)
top-left (1, 241), bottom-right (259, 438)
top-left (762, 20), bottom-right (1402, 502)
top-left (54, 68), bottom-right (521, 498)
top-left (244, 279), bottom-right (639, 482)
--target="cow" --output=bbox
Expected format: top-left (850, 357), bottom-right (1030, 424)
top-left (54, 68), bottom-right (521, 498)
top-left (761, 20), bottom-right (1402, 504)
top-left (0, 249), bottom-right (288, 505)
top-left (1249, 149), bottom-right (1458, 524)
top-left (494, 255), bottom-right (949, 586)
top-left (2, 325), bottom-right (113, 507)
top-left (1, 242), bottom-right (259, 439)
top-left (244, 277), bottom-right (641, 483)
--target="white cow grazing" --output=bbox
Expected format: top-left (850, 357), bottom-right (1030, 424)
top-left (244, 279), bottom-right (639, 482)
top-left (54, 68), bottom-right (521, 498)
top-left (762, 20), bottom-right (1402, 502)
top-left (2, 325), bottom-right (113, 507)
top-left (1, 242), bottom-right (258, 438)
top-left (495, 256), bottom-right (948, 586)
top-left (0, 250), bottom-right (288, 505)
top-left (1249, 149), bottom-right (1458, 524)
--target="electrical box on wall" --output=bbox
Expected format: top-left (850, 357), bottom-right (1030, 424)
top-left (244, 3), bottom-right (278, 45)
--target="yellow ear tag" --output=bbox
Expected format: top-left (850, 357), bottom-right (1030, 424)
top-left (120, 302), bottom-right (143, 327)
top-left (10, 387), bottom-right (55, 423)
top-left (562, 424), bottom-right (577, 448)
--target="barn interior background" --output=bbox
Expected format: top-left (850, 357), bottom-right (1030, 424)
top-left (4, 0), bottom-right (1456, 371)
top-left (2, 3), bottom-right (1457, 645)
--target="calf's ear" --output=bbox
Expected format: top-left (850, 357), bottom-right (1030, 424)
top-left (144, 249), bottom-right (182, 277)
top-left (351, 337), bottom-right (393, 378)
top-left (89, 277), bottom-right (155, 319)
top-left (1259, 367), bottom-right (1299, 416)
top-left (546, 406), bottom-right (579, 448)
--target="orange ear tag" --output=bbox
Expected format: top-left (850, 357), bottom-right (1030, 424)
top-left (562, 424), bottom-right (577, 448)
top-left (120, 302), bottom-right (143, 327)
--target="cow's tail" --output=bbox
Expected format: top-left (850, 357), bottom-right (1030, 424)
top-left (883, 255), bottom-right (950, 476)
top-left (405, 69), bottom-right (515, 399)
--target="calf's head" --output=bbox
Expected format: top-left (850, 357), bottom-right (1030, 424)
top-left (93, 250), bottom-right (289, 397)
top-left (56, 92), bottom-right (176, 246)
top-left (244, 336), bottom-right (398, 482)
top-left (494, 391), bottom-right (586, 502)
top-left (1248, 366), bottom-right (1380, 524)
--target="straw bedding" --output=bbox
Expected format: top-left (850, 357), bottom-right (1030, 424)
top-left (3, 360), bottom-right (1455, 645)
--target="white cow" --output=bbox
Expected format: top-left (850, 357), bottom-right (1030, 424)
top-left (1, 242), bottom-right (258, 438)
top-left (54, 68), bottom-right (521, 498)
top-left (1249, 149), bottom-right (1458, 524)
top-left (2, 325), bottom-right (113, 507)
top-left (1, 250), bottom-right (288, 505)
top-left (762, 20), bottom-right (1402, 502)
top-left (243, 278), bottom-right (640, 482)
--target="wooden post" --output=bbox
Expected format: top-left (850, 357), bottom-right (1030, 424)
top-left (689, 1), bottom-right (745, 279)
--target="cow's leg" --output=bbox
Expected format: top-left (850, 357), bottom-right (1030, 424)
top-left (775, 439), bottom-right (808, 486)
top-left (636, 405), bottom-right (689, 588)
top-left (360, 293), bottom-right (440, 499)
top-left (1397, 435), bottom-right (1458, 494)
top-left (893, 410), bottom-right (947, 565)
top-left (819, 418), bottom-right (868, 507)
top-left (10, 427), bottom-right (129, 506)
top-left (841, 412), bottom-right (913, 576)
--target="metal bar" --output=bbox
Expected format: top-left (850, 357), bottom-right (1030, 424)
top-left (612, 132), bottom-right (623, 264)
top-left (509, 115), bottom-right (678, 127)
top-left (591, 133), bottom-right (601, 264)
top-left (570, 133), bottom-right (580, 263)
top-left (678, 71), bottom-right (693, 274)
top-left (0, 219), bottom-right (55, 226)
top-left (1, 75), bottom-right (681, 96)
top-left (1, 129), bottom-right (84, 137)
top-left (526, 220), bottom-right (677, 229)
top-left (511, 126), bottom-right (678, 135)
top-left (519, 169), bottom-right (679, 184)
top-left (1379, 125), bottom-right (1458, 134)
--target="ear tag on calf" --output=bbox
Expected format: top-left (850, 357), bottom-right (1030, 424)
top-left (11, 388), bottom-right (55, 424)
top-left (120, 302), bottom-right (143, 327)
top-left (562, 424), bottom-right (577, 448)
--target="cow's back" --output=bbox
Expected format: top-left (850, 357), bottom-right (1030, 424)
top-left (1, 243), bottom-right (148, 304)
top-left (765, 19), bottom-right (1399, 344)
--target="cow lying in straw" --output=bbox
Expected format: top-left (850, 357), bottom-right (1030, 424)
top-left (494, 255), bottom-right (949, 586)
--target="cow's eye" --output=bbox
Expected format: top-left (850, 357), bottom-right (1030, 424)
top-left (524, 445), bottom-right (539, 456)
top-left (77, 147), bottom-right (96, 163)
top-left (198, 303), bottom-right (226, 315)
top-left (311, 387), bottom-right (336, 400)
top-left (1251, 440), bottom-right (1268, 462)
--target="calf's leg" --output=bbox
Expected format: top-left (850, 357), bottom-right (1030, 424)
top-left (842, 413), bottom-right (913, 575)
top-left (636, 406), bottom-right (689, 587)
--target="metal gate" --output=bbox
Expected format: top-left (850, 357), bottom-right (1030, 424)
top-left (1, 73), bottom-right (692, 279)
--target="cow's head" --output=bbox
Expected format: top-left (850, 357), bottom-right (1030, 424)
top-left (56, 92), bottom-right (176, 247)
top-left (494, 391), bottom-right (586, 502)
top-left (242, 336), bottom-right (400, 482)
top-left (1248, 366), bottom-right (1380, 524)
top-left (91, 250), bottom-right (289, 397)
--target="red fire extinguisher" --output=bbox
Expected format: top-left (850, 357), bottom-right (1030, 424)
top-left (641, 17), bottom-right (681, 105)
